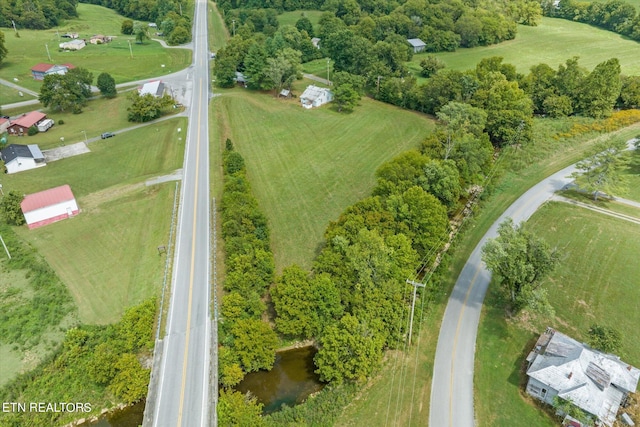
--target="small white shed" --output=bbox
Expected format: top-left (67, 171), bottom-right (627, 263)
top-left (21, 185), bottom-right (79, 229)
top-left (300, 85), bottom-right (333, 109)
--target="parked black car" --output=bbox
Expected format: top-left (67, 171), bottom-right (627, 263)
top-left (101, 132), bottom-right (115, 139)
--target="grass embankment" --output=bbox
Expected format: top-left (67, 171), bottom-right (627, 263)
top-left (209, 1), bottom-right (229, 53)
top-left (407, 17), bottom-right (640, 79)
top-left (212, 86), bottom-right (435, 270)
top-left (3, 117), bottom-right (186, 324)
top-left (475, 201), bottom-right (640, 427)
top-left (0, 3), bottom-right (191, 93)
top-left (335, 115), bottom-right (640, 425)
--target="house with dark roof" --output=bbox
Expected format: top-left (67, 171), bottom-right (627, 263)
top-left (526, 328), bottom-right (640, 427)
top-left (407, 38), bottom-right (426, 53)
top-left (31, 63), bottom-right (75, 80)
top-left (0, 144), bottom-right (46, 174)
top-left (7, 111), bottom-right (47, 136)
top-left (21, 185), bottom-right (79, 229)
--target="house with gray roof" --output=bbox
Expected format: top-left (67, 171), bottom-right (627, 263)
top-left (526, 328), bottom-right (640, 427)
top-left (407, 38), bottom-right (426, 53)
top-left (0, 144), bottom-right (46, 174)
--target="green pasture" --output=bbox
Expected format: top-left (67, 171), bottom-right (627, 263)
top-left (0, 84), bottom-right (36, 105)
top-left (3, 95), bottom-right (141, 150)
top-left (212, 85), bottom-right (435, 270)
top-left (3, 118), bottom-right (185, 324)
top-left (409, 17), bottom-right (640, 78)
top-left (209, 1), bottom-right (229, 53)
top-left (0, 3), bottom-right (191, 93)
top-left (475, 201), bottom-right (640, 426)
top-left (276, 10), bottom-right (324, 32)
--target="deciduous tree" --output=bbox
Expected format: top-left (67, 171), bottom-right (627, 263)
top-left (231, 319), bottom-right (278, 372)
top-left (0, 30), bottom-right (7, 64)
top-left (0, 192), bottom-right (26, 225)
top-left (588, 324), bottom-right (622, 353)
top-left (97, 72), bottom-right (117, 98)
top-left (570, 139), bottom-right (629, 200)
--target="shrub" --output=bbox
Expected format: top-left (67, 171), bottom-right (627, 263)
top-left (58, 119), bottom-right (64, 125)
top-left (27, 126), bottom-right (39, 136)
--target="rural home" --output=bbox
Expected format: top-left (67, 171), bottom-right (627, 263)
top-left (407, 38), bottom-right (426, 53)
top-left (21, 185), bottom-right (79, 229)
top-left (234, 71), bottom-right (247, 86)
top-left (90, 34), bottom-right (112, 44)
top-left (138, 80), bottom-right (166, 98)
top-left (59, 39), bottom-right (86, 50)
top-left (311, 37), bottom-right (321, 49)
top-left (7, 111), bottom-right (47, 135)
top-left (526, 328), bottom-right (640, 427)
top-left (0, 144), bottom-right (46, 174)
top-left (31, 63), bottom-right (75, 80)
top-left (300, 85), bottom-right (333, 109)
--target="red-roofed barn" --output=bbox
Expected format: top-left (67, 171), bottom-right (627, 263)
top-left (21, 185), bottom-right (79, 229)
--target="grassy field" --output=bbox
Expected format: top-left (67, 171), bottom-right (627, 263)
top-left (408, 17), bottom-right (640, 78)
top-left (3, 118), bottom-right (186, 323)
top-left (212, 84), bottom-right (435, 270)
top-left (3, 95), bottom-right (143, 149)
top-left (0, 3), bottom-right (191, 93)
top-left (475, 201), bottom-right (640, 426)
top-left (0, 84), bottom-right (36, 105)
top-left (209, 1), bottom-right (229, 53)
top-left (276, 10), bottom-right (325, 31)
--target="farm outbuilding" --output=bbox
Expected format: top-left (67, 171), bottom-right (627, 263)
top-left (0, 144), bottom-right (46, 174)
top-left (138, 80), bottom-right (166, 98)
top-left (300, 85), bottom-right (333, 109)
top-left (21, 185), bottom-right (79, 229)
top-left (59, 39), bottom-right (86, 50)
top-left (526, 328), bottom-right (640, 427)
top-left (407, 38), bottom-right (426, 53)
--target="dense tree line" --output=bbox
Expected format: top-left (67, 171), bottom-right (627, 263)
top-left (0, 299), bottom-right (156, 425)
top-left (0, 0), bottom-right (78, 29)
top-left (542, 0), bottom-right (640, 41)
top-left (218, 140), bottom-right (278, 388)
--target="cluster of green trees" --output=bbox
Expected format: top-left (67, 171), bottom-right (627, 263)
top-left (0, 221), bottom-right (76, 350)
top-left (0, 0), bottom-right (78, 29)
top-left (0, 299), bottom-right (156, 425)
top-left (0, 30), bottom-right (7, 64)
top-left (219, 0), bottom-right (539, 54)
top-left (127, 92), bottom-right (174, 122)
top-left (544, 0), bottom-right (640, 41)
top-left (121, 12), bottom-right (191, 45)
top-left (39, 67), bottom-right (94, 114)
top-left (218, 140), bottom-right (278, 388)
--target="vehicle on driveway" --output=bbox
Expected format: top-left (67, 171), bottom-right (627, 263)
top-left (101, 132), bottom-right (115, 139)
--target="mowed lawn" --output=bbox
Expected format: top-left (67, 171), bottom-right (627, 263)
top-left (213, 88), bottom-right (435, 270)
top-left (276, 10), bottom-right (325, 30)
top-left (6, 118), bottom-right (186, 323)
top-left (475, 201), bottom-right (640, 427)
top-left (411, 17), bottom-right (640, 76)
top-left (0, 3), bottom-right (191, 93)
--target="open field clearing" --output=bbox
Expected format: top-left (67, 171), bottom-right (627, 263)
top-left (3, 118), bottom-right (185, 324)
top-left (0, 3), bottom-right (191, 93)
top-left (277, 10), bottom-right (325, 30)
top-left (212, 86), bottom-right (435, 270)
top-left (409, 18), bottom-right (640, 77)
top-left (0, 84), bottom-right (36, 105)
top-left (475, 201), bottom-right (640, 426)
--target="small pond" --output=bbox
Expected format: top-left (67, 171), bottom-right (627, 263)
top-left (234, 346), bottom-right (325, 414)
top-left (84, 400), bottom-right (145, 427)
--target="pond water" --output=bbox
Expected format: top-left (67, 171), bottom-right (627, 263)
top-left (84, 400), bottom-right (145, 427)
top-left (235, 346), bottom-right (325, 414)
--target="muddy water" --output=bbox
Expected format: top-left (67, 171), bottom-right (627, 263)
top-left (84, 400), bottom-right (145, 427)
top-left (235, 346), bottom-right (325, 414)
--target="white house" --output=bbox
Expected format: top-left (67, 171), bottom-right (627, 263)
top-left (407, 38), bottom-right (426, 53)
top-left (21, 185), bottom-right (79, 229)
top-left (526, 328), bottom-right (640, 427)
top-left (0, 144), bottom-right (46, 174)
top-left (300, 85), bottom-right (333, 109)
top-left (138, 80), bottom-right (166, 98)
top-left (59, 39), bottom-right (86, 50)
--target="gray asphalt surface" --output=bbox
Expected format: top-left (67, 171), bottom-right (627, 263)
top-left (149, 0), bottom-right (213, 425)
top-left (429, 163), bottom-right (579, 427)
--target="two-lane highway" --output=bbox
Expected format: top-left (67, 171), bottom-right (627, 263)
top-left (150, 0), bottom-right (214, 425)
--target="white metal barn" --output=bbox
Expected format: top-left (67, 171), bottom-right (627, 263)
top-left (21, 185), bottom-right (79, 229)
top-left (0, 144), bottom-right (46, 174)
top-left (300, 85), bottom-right (333, 109)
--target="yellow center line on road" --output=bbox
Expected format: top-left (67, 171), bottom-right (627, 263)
top-left (449, 265), bottom-right (482, 427)
top-left (176, 78), bottom-right (203, 427)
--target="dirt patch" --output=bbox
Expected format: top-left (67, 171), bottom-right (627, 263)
top-left (79, 183), bottom-right (145, 213)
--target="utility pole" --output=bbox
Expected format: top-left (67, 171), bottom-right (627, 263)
top-left (179, 2), bottom-right (183, 15)
top-left (45, 44), bottom-right (52, 62)
top-left (376, 75), bottom-right (382, 94)
top-left (406, 279), bottom-right (426, 347)
top-left (11, 20), bottom-right (17, 33)
top-left (232, 19), bottom-right (236, 36)
top-left (0, 235), bottom-right (11, 260)
top-left (326, 58), bottom-right (330, 85)
top-left (81, 130), bottom-right (87, 144)
top-left (128, 39), bottom-right (133, 59)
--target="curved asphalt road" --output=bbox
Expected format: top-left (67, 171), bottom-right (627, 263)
top-left (149, 0), bottom-right (214, 425)
top-left (429, 163), bottom-right (579, 427)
